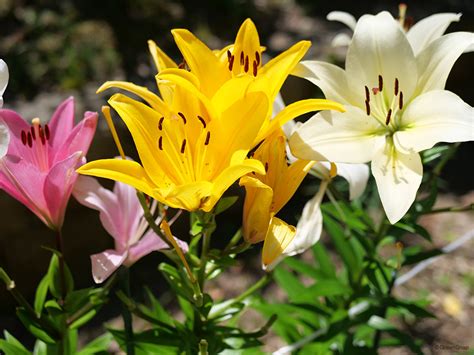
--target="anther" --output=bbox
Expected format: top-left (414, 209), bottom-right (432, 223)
top-left (178, 112), bottom-right (187, 124)
top-left (385, 109), bottom-right (392, 125)
top-left (227, 50), bottom-right (232, 61)
top-left (364, 86), bottom-right (370, 102)
top-left (180, 139), bottom-right (186, 153)
top-left (197, 115), bottom-right (206, 128)
top-left (255, 51), bottom-right (260, 66)
top-left (244, 55), bottom-right (249, 73)
top-left (378, 75), bottom-right (383, 91)
top-left (240, 51), bottom-right (244, 65)
top-left (158, 136), bottom-right (163, 150)
top-left (365, 100), bottom-right (371, 116)
top-left (27, 132), bottom-right (32, 147)
top-left (253, 60), bottom-right (258, 77)
top-left (39, 126), bottom-right (45, 145)
top-left (204, 131), bottom-right (210, 146)
top-left (394, 78), bottom-right (399, 96)
top-left (21, 130), bottom-right (27, 145)
top-left (30, 126), bottom-right (36, 140)
top-left (265, 162), bottom-right (269, 173)
top-left (158, 116), bottom-right (164, 130)
top-left (228, 55), bottom-right (235, 71)
top-left (399, 91), bottom-right (404, 110)
top-left (372, 88), bottom-right (379, 95)
top-left (44, 124), bottom-right (50, 140)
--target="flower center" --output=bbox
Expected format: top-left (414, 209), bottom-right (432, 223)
top-left (20, 118), bottom-right (51, 171)
top-left (363, 74), bottom-right (404, 132)
top-left (226, 49), bottom-right (261, 77)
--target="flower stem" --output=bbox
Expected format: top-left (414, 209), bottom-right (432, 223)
top-left (119, 267), bottom-right (135, 355)
top-left (55, 230), bottom-right (67, 302)
top-left (421, 203), bottom-right (473, 215)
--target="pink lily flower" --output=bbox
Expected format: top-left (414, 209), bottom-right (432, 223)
top-left (73, 174), bottom-right (189, 283)
top-left (0, 97), bottom-right (98, 230)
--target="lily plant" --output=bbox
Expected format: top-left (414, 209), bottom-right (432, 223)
top-left (0, 59), bottom-right (8, 158)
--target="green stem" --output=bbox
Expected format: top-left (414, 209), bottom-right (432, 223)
top-left (432, 143), bottom-right (459, 177)
top-left (198, 229), bottom-right (212, 289)
top-left (199, 339), bottom-right (208, 355)
top-left (421, 203), bottom-right (473, 215)
top-left (136, 191), bottom-right (172, 248)
top-left (119, 268), bottom-right (134, 355)
top-left (372, 271), bottom-right (396, 350)
top-left (55, 230), bottom-right (67, 303)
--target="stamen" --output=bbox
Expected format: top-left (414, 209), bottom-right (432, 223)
top-left (197, 115), bottom-right (206, 128)
top-left (378, 75), bottom-right (383, 91)
top-left (265, 162), bottom-right (269, 173)
top-left (228, 55), bottom-right (235, 71)
top-left (180, 139), bottom-right (186, 153)
top-left (399, 92), bottom-right (404, 110)
top-left (44, 124), bottom-right (50, 140)
top-left (39, 126), bottom-right (46, 145)
top-left (255, 51), bottom-right (260, 66)
top-left (158, 116), bottom-right (164, 130)
top-left (244, 55), bottom-right (249, 73)
top-left (30, 126), bottom-right (36, 140)
top-left (158, 136), bottom-right (163, 150)
top-left (21, 130), bottom-right (27, 145)
top-left (204, 131), bottom-right (210, 145)
top-left (227, 49), bottom-right (232, 61)
top-left (394, 78), bottom-right (399, 96)
top-left (252, 60), bottom-right (258, 77)
top-left (27, 132), bottom-right (32, 147)
top-left (365, 100), bottom-right (371, 116)
top-left (385, 109), bottom-right (392, 125)
top-left (372, 87), bottom-right (379, 95)
top-left (102, 106), bottom-right (126, 160)
top-left (178, 112), bottom-right (187, 124)
top-left (365, 86), bottom-right (370, 102)
top-left (240, 51), bottom-right (244, 65)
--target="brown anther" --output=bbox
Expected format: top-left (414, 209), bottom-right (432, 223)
top-left (385, 109), bottom-right (392, 125)
top-left (265, 162), bottom-right (269, 172)
top-left (44, 124), bottom-right (50, 140)
top-left (378, 75), bottom-right (383, 91)
top-left (244, 55), bottom-right (249, 73)
top-left (158, 116), bottom-right (164, 130)
top-left (30, 126), bottom-right (36, 140)
top-left (255, 51), bottom-right (260, 66)
top-left (252, 60), bottom-right (258, 77)
top-left (228, 55), bottom-right (235, 71)
top-left (240, 51), bottom-right (244, 65)
top-left (27, 132), bottom-right (32, 147)
top-left (197, 115), bottom-right (206, 128)
top-left (158, 136), bottom-right (163, 150)
top-left (178, 62), bottom-right (186, 69)
top-left (364, 86), bottom-right (370, 102)
top-left (394, 78), bottom-right (399, 96)
top-left (399, 91), bottom-right (404, 110)
top-left (180, 139), bottom-right (187, 153)
top-left (365, 100), bottom-right (371, 116)
top-left (372, 87), bottom-right (380, 95)
top-left (404, 16), bottom-right (414, 30)
top-left (178, 112), bottom-right (187, 124)
top-left (21, 130), bottom-right (27, 145)
top-left (39, 126), bottom-right (46, 145)
top-left (227, 49), bottom-right (232, 61)
top-left (204, 131), bottom-right (210, 145)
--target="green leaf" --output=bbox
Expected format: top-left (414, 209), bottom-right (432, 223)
top-left (47, 254), bottom-right (74, 299)
top-left (77, 333), bottom-right (113, 354)
top-left (368, 315), bottom-right (394, 330)
top-left (34, 275), bottom-right (49, 317)
top-left (70, 309), bottom-right (97, 329)
top-left (387, 299), bottom-right (435, 319)
top-left (273, 267), bottom-right (305, 301)
top-left (284, 257), bottom-right (323, 279)
top-left (403, 248), bottom-right (443, 266)
top-left (312, 243), bottom-right (336, 278)
top-left (158, 263), bottom-right (193, 301)
top-left (33, 339), bottom-right (47, 355)
top-left (16, 308), bottom-right (56, 344)
top-left (109, 328), bottom-right (185, 355)
top-left (144, 287), bottom-right (173, 325)
top-left (1, 331), bottom-right (30, 355)
top-left (305, 279), bottom-right (351, 297)
top-left (214, 196), bottom-right (239, 215)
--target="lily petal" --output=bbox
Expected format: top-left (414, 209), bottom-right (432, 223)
top-left (327, 11), bottom-right (357, 30)
top-left (290, 107), bottom-right (385, 163)
top-left (0, 121), bottom-right (9, 158)
top-left (90, 250), bottom-right (126, 284)
top-left (126, 232), bottom-right (170, 266)
top-left (163, 181), bottom-right (213, 211)
top-left (47, 97), bottom-right (75, 149)
top-left (262, 217), bottom-right (296, 271)
top-left (331, 33), bottom-right (352, 47)
top-left (394, 90), bottom-right (474, 153)
top-left (371, 144), bottom-right (423, 224)
top-left (334, 163), bottom-right (370, 200)
top-left (346, 12), bottom-right (418, 103)
top-left (407, 13), bottom-right (461, 55)
top-left (0, 59), bottom-right (8, 105)
top-left (415, 32), bottom-right (474, 94)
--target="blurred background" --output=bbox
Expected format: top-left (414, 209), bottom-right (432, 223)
top-left (0, 0), bottom-right (473, 352)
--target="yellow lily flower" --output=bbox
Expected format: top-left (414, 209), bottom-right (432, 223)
top-left (78, 77), bottom-right (269, 212)
top-left (239, 129), bottom-right (314, 268)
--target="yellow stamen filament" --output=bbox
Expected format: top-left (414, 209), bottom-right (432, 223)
top-left (102, 106), bottom-right (126, 160)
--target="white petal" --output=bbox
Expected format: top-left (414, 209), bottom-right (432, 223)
top-left (90, 250), bottom-right (126, 284)
top-left (0, 60), bottom-right (8, 106)
top-left (273, 92), bottom-right (285, 117)
top-left (289, 107), bottom-right (386, 164)
top-left (309, 161), bottom-right (331, 180)
top-left (292, 60), bottom-right (356, 104)
top-left (0, 122), bottom-right (10, 158)
top-left (346, 12), bottom-right (418, 103)
top-left (331, 33), bottom-right (352, 47)
top-left (394, 90), bottom-right (474, 153)
top-left (372, 145), bottom-right (423, 224)
top-left (407, 13), bottom-right (461, 55)
top-left (335, 163), bottom-right (370, 200)
top-left (327, 11), bottom-right (357, 30)
top-left (416, 32), bottom-right (474, 94)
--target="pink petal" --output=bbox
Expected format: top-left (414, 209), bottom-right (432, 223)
top-left (0, 109), bottom-right (37, 164)
top-left (73, 176), bottom-right (128, 251)
top-left (113, 180), bottom-right (143, 246)
top-left (53, 111), bottom-right (98, 163)
top-left (0, 155), bottom-right (50, 226)
top-left (90, 249), bottom-right (126, 284)
top-left (47, 97), bottom-right (75, 149)
top-left (44, 152), bottom-right (83, 229)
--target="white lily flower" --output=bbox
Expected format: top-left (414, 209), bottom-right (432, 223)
top-left (0, 59), bottom-right (9, 158)
top-left (290, 11), bottom-right (474, 224)
top-left (327, 6), bottom-right (465, 56)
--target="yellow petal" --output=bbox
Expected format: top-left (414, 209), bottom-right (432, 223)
top-left (163, 181), bottom-right (213, 211)
top-left (239, 176), bottom-right (273, 244)
top-left (77, 159), bottom-right (158, 199)
top-left (202, 158), bottom-right (265, 212)
top-left (171, 29), bottom-right (229, 97)
top-left (148, 40), bottom-right (178, 104)
top-left (262, 217), bottom-right (296, 269)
